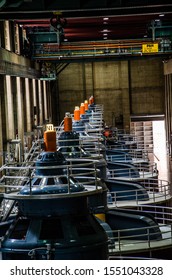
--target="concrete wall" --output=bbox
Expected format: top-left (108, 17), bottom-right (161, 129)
top-left (130, 59), bottom-right (164, 115)
top-left (57, 63), bottom-right (86, 121)
top-left (58, 58), bottom-right (165, 130)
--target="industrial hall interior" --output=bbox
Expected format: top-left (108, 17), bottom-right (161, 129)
top-left (1, 0), bottom-right (172, 260)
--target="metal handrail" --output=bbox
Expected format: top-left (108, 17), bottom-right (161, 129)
top-left (107, 179), bottom-right (171, 206)
top-left (0, 161), bottom-right (100, 192)
top-left (106, 147), bottom-right (148, 159)
top-left (107, 162), bottom-right (158, 180)
top-left (108, 204), bottom-right (172, 254)
top-left (106, 154), bottom-right (148, 163)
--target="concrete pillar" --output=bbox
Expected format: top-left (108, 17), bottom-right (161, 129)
top-left (0, 76), bottom-right (6, 166)
top-left (25, 78), bottom-right (32, 131)
top-left (14, 22), bottom-right (20, 54)
top-left (43, 80), bottom-right (48, 122)
top-left (32, 79), bottom-right (38, 126)
top-left (25, 78), bottom-right (32, 148)
top-left (4, 21), bottom-right (11, 51)
top-left (164, 59), bottom-right (172, 155)
top-left (164, 59), bottom-right (172, 75)
top-left (164, 74), bottom-right (172, 156)
top-left (0, 93), bottom-right (3, 167)
top-left (16, 77), bottom-right (24, 158)
top-left (38, 79), bottom-right (43, 125)
top-left (5, 75), bottom-right (15, 140)
top-left (4, 75), bottom-right (16, 163)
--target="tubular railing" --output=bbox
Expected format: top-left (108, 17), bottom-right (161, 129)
top-left (1, 163), bottom-right (172, 255)
top-left (108, 205), bottom-right (172, 255)
top-left (106, 153), bottom-right (148, 163)
top-left (106, 146), bottom-right (149, 160)
top-left (1, 164), bottom-right (170, 204)
top-left (107, 162), bottom-right (158, 179)
top-left (0, 160), bottom-right (100, 192)
top-left (0, 161), bottom-right (101, 220)
top-left (56, 137), bottom-right (105, 155)
top-left (107, 179), bottom-right (171, 206)
top-left (106, 130), bottom-right (153, 152)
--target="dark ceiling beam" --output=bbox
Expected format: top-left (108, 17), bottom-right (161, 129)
top-left (0, 1), bottom-right (172, 20)
top-left (1, 0), bottom-right (172, 10)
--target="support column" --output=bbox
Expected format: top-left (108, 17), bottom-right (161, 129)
top-left (4, 20), bottom-right (11, 51)
top-left (5, 75), bottom-right (15, 140)
top-left (43, 80), bottom-right (48, 122)
top-left (164, 59), bottom-right (172, 156)
top-left (0, 76), bottom-right (6, 166)
top-left (4, 75), bottom-right (16, 163)
top-left (25, 78), bottom-right (32, 149)
top-left (0, 93), bottom-right (3, 167)
top-left (38, 79), bottom-right (43, 125)
top-left (165, 74), bottom-right (172, 155)
top-left (32, 79), bottom-right (38, 126)
top-left (16, 77), bottom-right (24, 159)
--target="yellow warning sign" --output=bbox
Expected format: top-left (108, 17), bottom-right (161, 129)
top-left (142, 43), bottom-right (159, 53)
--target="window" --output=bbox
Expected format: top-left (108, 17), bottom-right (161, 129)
top-left (47, 177), bottom-right (55, 185)
top-left (39, 218), bottom-right (63, 240)
top-left (9, 218), bottom-right (30, 240)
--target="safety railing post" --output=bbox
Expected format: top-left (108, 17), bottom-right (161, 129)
top-left (114, 192), bottom-right (117, 206)
top-left (29, 167), bottom-right (32, 195)
top-left (153, 186), bottom-right (155, 203)
top-left (94, 163), bottom-right (98, 189)
top-left (147, 228), bottom-right (151, 249)
top-left (118, 230), bottom-right (121, 251)
top-left (67, 166), bottom-right (71, 194)
top-left (136, 190), bottom-right (138, 205)
top-left (165, 181), bottom-right (167, 200)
